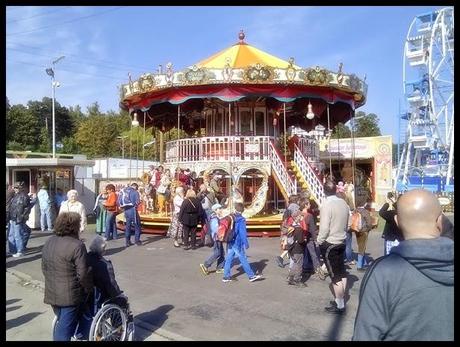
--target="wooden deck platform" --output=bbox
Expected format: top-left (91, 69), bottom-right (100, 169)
top-left (116, 212), bottom-right (283, 237)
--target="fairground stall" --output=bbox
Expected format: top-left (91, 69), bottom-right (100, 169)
top-left (118, 31), bottom-right (368, 235)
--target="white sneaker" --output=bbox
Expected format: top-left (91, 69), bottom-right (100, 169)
top-left (12, 252), bottom-right (24, 258)
top-left (249, 275), bottom-right (263, 282)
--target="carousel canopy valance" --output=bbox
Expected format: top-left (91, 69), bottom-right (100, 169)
top-left (119, 31), bottom-right (367, 112)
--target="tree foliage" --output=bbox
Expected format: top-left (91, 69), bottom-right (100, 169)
top-left (331, 122), bottom-right (351, 139)
top-left (353, 111), bottom-right (382, 137)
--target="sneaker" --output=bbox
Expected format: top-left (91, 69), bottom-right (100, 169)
top-left (173, 240), bottom-right (180, 248)
top-left (345, 260), bottom-right (356, 266)
top-left (249, 275), bottom-right (263, 282)
top-left (199, 264), bottom-right (209, 275)
top-left (325, 303), bottom-right (345, 314)
top-left (135, 241), bottom-right (142, 246)
top-left (12, 252), bottom-right (24, 258)
top-left (275, 256), bottom-right (284, 268)
top-left (215, 269), bottom-right (224, 274)
top-left (222, 277), bottom-right (233, 283)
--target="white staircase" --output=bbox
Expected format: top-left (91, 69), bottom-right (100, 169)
top-left (268, 141), bottom-right (297, 199)
top-left (292, 145), bottom-right (325, 206)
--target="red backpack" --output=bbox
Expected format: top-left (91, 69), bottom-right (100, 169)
top-left (216, 215), bottom-right (235, 242)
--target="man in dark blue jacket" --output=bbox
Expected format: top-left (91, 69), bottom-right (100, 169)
top-left (118, 183), bottom-right (142, 247)
top-left (353, 189), bottom-right (453, 341)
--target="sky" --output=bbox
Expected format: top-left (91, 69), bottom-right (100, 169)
top-left (6, 5), bottom-right (445, 142)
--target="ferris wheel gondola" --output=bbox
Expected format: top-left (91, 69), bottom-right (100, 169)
top-left (396, 7), bottom-right (454, 192)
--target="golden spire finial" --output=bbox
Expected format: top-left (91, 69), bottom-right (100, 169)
top-left (238, 30), bottom-right (245, 43)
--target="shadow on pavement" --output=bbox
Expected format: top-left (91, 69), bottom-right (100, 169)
top-left (142, 235), bottom-right (166, 246)
top-left (6, 305), bottom-right (22, 313)
top-left (29, 231), bottom-right (53, 239)
top-left (6, 253), bottom-right (43, 268)
top-left (233, 259), bottom-right (268, 278)
top-left (6, 312), bottom-right (45, 330)
top-left (134, 304), bottom-right (174, 341)
top-left (7, 298), bottom-right (22, 306)
top-left (346, 274), bottom-right (360, 292)
top-left (105, 246), bottom-right (128, 257)
top-left (325, 310), bottom-right (347, 341)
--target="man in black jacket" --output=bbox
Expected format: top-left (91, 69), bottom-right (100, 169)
top-left (353, 189), bottom-right (453, 341)
top-left (379, 192), bottom-right (404, 255)
top-left (7, 181), bottom-right (31, 257)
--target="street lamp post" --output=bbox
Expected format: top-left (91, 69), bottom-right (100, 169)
top-left (45, 55), bottom-right (65, 159)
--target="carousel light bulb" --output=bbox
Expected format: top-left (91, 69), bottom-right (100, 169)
top-left (306, 101), bottom-right (315, 120)
top-left (132, 112), bottom-right (139, 127)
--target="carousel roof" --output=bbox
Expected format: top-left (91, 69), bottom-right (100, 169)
top-left (119, 31), bottom-right (368, 112)
top-left (194, 32), bottom-right (301, 70)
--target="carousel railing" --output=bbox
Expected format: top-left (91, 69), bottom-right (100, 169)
top-left (165, 136), bottom-right (272, 163)
top-left (268, 141), bottom-right (297, 198)
top-left (293, 144), bottom-right (325, 206)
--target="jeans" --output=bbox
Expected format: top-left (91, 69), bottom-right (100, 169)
top-left (124, 207), bottom-right (141, 245)
top-left (223, 245), bottom-right (255, 279)
top-left (22, 223), bottom-right (32, 248)
top-left (204, 240), bottom-right (225, 270)
top-left (52, 305), bottom-right (81, 341)
top-left (104, 212), bottom-right (118, 240)
top-left (40, 207), bottom-right (53, 231)
top-left (8, 221), bottom-right (24, 254)
top-left (344, 231), bottom-right (353, 262)
top-left (303, 240), bottom-right (321, 271)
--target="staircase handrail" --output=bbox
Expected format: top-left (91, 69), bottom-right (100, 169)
top-left (293, 144), bottom-right (325, 206)
top-left (269, 141), bottom-right (297, 198)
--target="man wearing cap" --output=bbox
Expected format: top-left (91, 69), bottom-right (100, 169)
top-left (200, 203), bottom-right (225, 275)
top-left (7, 182), bottom-right (32, 257)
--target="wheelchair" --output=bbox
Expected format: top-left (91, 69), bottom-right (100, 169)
top-left (52, 289), bottom-right (135, 341)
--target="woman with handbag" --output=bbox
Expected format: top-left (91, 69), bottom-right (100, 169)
top-left (93, 188), bottom-right (108, 236)
top-left (178, 189), bottom-right (204, 250)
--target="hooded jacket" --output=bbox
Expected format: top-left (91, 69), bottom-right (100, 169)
top-left (353, 237), bottom-right (454, 341)
top-left (228, 212), bottom-right (249, 252)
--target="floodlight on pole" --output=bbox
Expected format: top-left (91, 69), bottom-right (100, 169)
top-left (46, 55), bottom-right (65, 158)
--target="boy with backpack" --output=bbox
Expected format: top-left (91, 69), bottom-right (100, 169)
top-left (117, 183), bottom-right (142, 248)
top-left (199, 203), bottom-right (226, 275)
top-left (222, 203), bottom-right (262, 283)
top-left (287, 211), bottom-right (307, 286)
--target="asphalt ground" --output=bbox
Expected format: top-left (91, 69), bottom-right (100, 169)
top-left (6, 214), bottom-right (453, 341)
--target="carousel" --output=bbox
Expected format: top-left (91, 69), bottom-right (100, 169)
top-left (118, 31), bottom-right (368, 236)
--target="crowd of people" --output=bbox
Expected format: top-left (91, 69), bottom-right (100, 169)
top-left (6, 168), bottom-right (454, 341)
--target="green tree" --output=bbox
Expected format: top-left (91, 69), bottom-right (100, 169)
top-left (331, 122), bottom-right (351, 139)
top-left (353, 111), bottom-right (382, 137)
top-left (6, 104), bottom-right (40, 149)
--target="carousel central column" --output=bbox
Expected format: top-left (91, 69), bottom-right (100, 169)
top-left (159, 130), bottom-right (164, 164)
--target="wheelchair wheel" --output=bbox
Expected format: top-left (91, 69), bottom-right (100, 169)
top-left (89, 304), bottom-right (128, 341)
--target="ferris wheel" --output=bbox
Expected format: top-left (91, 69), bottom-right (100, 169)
top-left (396, 7), bottom-right (454, 192)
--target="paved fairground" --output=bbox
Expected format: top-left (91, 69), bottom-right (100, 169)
top-left (6, 214), bottom-right (454, 341)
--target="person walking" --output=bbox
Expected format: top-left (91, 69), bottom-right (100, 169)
top-left (200, 203), bottom-right (225, 275)
top-left (103, 184), bottom-right (118, 240)
top-left (168, 186), bottom-right (185, 247)
top-left (353, 189), bottom-right (454, 341)
top-left (379, 192), bottom-right (404, 255)
top-left (287, 211), bottom-right (307, 287)
top-left (178, 189), bottom-right (204, 250)
top-left (41, 212), bottom-right (93, 341)
top-left (317, 180), bottom-right (350, 314)
top-left (118, 183), bottom-right (142, 247)
top-left (275, 195), bottom-right (300, 268)
top-left (222, 202), bottom-right (262, 283)
top-left (37, 184), bottom-right (54, 232)
top-left (352, 197), bottom-right (373, 272)
top-left (7, 181), bottom-right (32, 257)
top-left (59, 190), bottom-right (87, 234)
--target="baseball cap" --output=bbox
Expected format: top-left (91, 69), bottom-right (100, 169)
top-left (211, 203), bottom-right (222, 211)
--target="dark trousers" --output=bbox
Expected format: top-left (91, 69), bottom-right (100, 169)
top-left (124, 207), bottom-right (141, 245)
top-left (204, 240), bottom-right (225, 269)
top-left (22, 223), bottom-right (32, 248)
top-left (182, 225), bottom-right (197, 247)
